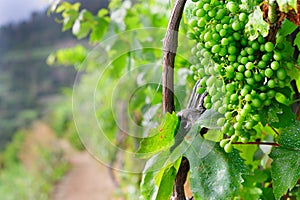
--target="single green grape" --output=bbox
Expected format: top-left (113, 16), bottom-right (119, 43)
top-left (226, 2), bottom-right (238, 13)
top-left (265, 68), bottom-right (274, 78)
top-left (224, 142), bottom-right (233, 153)
top-left (276, 68), bottom-right (287, 80)
top-left (265, 42), bottom-right (275, 52)
top-left (220, 139), bottom-right (229, 148)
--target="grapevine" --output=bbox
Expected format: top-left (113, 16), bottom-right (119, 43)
top-left (187, 0), bottom-right (296, 152)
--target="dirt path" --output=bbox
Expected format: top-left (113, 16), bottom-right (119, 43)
top-left (51, 149), bottom-right (117, 200)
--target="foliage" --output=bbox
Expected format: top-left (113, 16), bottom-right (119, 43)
top-left (46, 94), bottom-right (85, 150)
top-left (50, 0), bottom-right (300, 199)
top-left (2, 131), bottom-right (25, 167)
top-left (0, 10), bottom-right (79, 149)
top-left (0, 127), bottom-right (69, 200)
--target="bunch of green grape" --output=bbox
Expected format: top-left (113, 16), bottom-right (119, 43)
top-left (187, 0), bottom-right (293, 152)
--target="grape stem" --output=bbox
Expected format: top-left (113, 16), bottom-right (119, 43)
top-left (232, 142), bottom-right (280, 146)
top-left (162, 0), bottom-right (186, 113)
top-left (162, 0), bottom-right (188, 200)
top-left (269, 125), bottom-right (280, 135)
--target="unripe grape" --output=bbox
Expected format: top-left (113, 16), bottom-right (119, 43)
top-left (251, 42), bottom-right (260, 50)
top-left (196, 9), bottom-right (206, 17)
top-left (233, 32), bottom-right (241, 41)
top-left (267, 79), bottom-right (276, 88)
top-left (220, 139), bottom-right (229, 148)
top-left (267, 90), bottom-right (276, 98)
top-left (224, 143), bottom-right (233, 153)
top-left (262, 54), bottom-right (271, 62)
top-left (238, 65), bottom-right (245, 72)
top-left (265, 68), bottom-right (274, 78)
top-left (254, 73), bottom-right (262, 82)
top-left (216, 9), bottom-right (227, 20)
top-left (236, 72), bottom-right (244, 81)
top-left (271, 61), bottom-right (279, 70)
top-left (203, 3), bottom-right (211, 11)
top-left (239, 12), bottom-right (247, 21)
top-left (265, 42), bottom-right (275, 52)
top-left (244, 70), bottom-right (252, 78)
top-left (230, 93), bottom-right (238, 102)
top-left (245, 94), bottom-right (252, 101)
top-left (217, 117), bottom-right (226, 126)
top-left (276, 68), bottom-right (287, 80)
top-left (218, 106), bottom-right (227, 114)
top-left (258, 61), bottom-right (266, 69)
top-left (232, 21), bottom-right (241, 31)
top-left (273, 51), bottom-right (282, 61)
top-left (252, 98), bottom-right (262, 108)
top-left (240, 136), bottom-right (249, 143)
top-left (225, 112), bottom-right (232, 119)
top-left (226, 2), bottom-right (238, 13)
top-left (197, 18), bottom-right (207, 27)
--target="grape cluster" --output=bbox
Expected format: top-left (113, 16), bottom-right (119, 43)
top-left (188, 0), bottom-right (293, 152)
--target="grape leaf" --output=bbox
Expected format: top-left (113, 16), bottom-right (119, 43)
top-left (245, 6), bottom-right (269, 40)
top-left (140, 155), bottom-right (181, 200)
top-left (137, 112), bottom-right (179, 158)
top-left (278, 19), bottom-right (297, 37)
top-left (155, 165), bottom-right (178, 200)
top-left (270, 148), bottom-right (300, 199)
top-left (90, 17), bottom-right (109, 42)
top-left (240, 169), bottom-right (270, 200)
top-left (269, 104), bottom-right (295, 128)
top-left (139, 109), bottom-right (230, 199)
top-left (196, 108), bottom-right (223, 129)
top-left (184, 135), bottom-right (248, 199)
top-left (240, 0), bottom-right (259, 11)
top-left (269, 121), bottom-right (300, 199)
top-left (276, 0), bottom-right (297, 13)
top-left (73, 21), bottom-right (91, 39)
top-left (259, 102), bottom-right (295, 128)
top-left (294, 32), bottom-right (300, 49)
top-left (235, 144), bottom-right (260, 169)
top-left (278, 120), bottom-right (300, 150)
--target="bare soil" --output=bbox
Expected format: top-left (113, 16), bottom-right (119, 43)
top-left (51, 149), bottom-right (117, 200)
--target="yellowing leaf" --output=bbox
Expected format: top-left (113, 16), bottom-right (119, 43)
top-left (276, 0), bottom-right (297, 13)
top-left (245, 6), bottom-right (269, 40)
top-left (137, 112), bottom-right (179, 158)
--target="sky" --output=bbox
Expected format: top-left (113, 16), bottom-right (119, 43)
top-left (0, 0), bottom-right (51, 26)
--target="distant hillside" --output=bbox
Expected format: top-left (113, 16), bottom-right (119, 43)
top-left (0, 0), bottom-right (108, 149)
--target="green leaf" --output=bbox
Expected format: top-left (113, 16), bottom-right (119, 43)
top-left (276, 0), bottom-right (297, 13)
top-left (56, 2), bottom-right (73, 13)
top-left (73, 21), bottom-right (91, 39)
top-left (269, 121), bottom-right (300, 199)
top-left (196, 108), bottom-right (223, 129)
top-left (240, 0), bottom-right (259, 11)
top-left (245, 6), bottom-right (269, 40)
top-left (137, 112), bottom-right (179, 158)
top-left (155, 165), bottom-right (177, 200)
top-left (97, 9), bottom-right (109, 17)
top-left (278, 120), bottom-right (300, 150)
top-left (61, 10), bottom-right (79, 31)
top-left (240, 169), bottom-right (270, 200)
top-left (270, 104), bottom-right (295, 128)
top-left (140, 155), bottom-right (181, 200)
top-left (79, 9), bottom-right (94, 21)
top-left (259, 102), bottom-right (295, 128)
top-left (235, 144), bottom-right (260, 168)
top-left (185, 135), bottom-right (247, 199)
top-left (294, 32), bottom-right (300, 49)
top-left (270, 148), bottom-right (300, 199)
top-left (90, 18), bottom-right (109, 42)
top-left (278, 19), bottom-right (297, 37)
